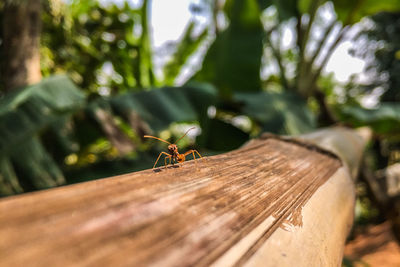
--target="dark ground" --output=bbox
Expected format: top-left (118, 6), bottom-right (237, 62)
top-left (344, 221), bottom-right (400, 266)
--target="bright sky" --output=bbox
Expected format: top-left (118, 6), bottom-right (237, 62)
top-left (150, 0), bottom-right (366, 84)
top-left (325, 41), bottom-right (365, 82)
top-left (105, 0), bottom-right (200, 47)
top-left (103, 0), bottom-right (366, 84)
top-left (151, 0), bottom-right (194, 48)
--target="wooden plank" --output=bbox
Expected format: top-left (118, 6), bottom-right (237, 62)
top-left (0, 135), bottom-right (345, 266)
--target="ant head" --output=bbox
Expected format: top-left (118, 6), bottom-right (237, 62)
top-left (168, 144), bottom-right (178, 153)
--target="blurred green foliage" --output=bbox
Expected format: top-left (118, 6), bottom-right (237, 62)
top-left (195, 0), bottom-right (264, 99)
top-left (351, 12), bottom-right (400, 102)
top-left (340, 104), bottom-right (400, 135)
top-left (339, 12), bottom-right (400, 171)
top-left (41, 0), bottom-right (155, 93)
top-left (0, 76), bottom-right (84, 195)
top-left (236, 91), bottom-right (316, 134)
top-left (1, 0), bottom-right (400, 198)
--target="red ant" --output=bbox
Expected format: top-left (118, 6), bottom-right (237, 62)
top-left (144, 127), bottom-right (203, 169)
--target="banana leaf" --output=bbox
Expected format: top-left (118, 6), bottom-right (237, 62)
top-left (235, 91), bottom-right (316, 135)
top-left (340, 103), bottom-right (400, 134)
top-left (0, 75), bottom-right (85, 196)
top-left (0, 75), bottom-right (85, 155)
top-left (109, 83), bottom-right (218, 132)
top-left (194, 0), bottom-right (264, 99)
top-left (0, 156), bottom-right (22, 196)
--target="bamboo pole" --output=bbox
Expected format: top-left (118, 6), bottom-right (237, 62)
top-left (0, 127), bottom-right (370, 266)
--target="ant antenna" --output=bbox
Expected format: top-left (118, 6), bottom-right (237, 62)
top-left (175, 127), bottom-right (196, 144)
top-left (143, 135), bottom-right (172, 145)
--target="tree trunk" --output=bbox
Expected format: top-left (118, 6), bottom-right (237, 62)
top-left (2, 0), bottom-right (42, 91)
top-left (314, 89), bottom-right (337, 126)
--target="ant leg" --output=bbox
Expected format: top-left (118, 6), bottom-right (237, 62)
top-left (164, 155), bottom-right (172, 168)
top-left (191, 151), bottom-right (198, 169)
top-left (182, 150), bottom-right (203, 169)
top-left (183, 150), bottom-right (203, 160)
top-left (193, 149), bottom-right (207, 164)
top-left (192, 150), bottom-right (203, 160)
top-left (153, 152), bottom-right (170, 169)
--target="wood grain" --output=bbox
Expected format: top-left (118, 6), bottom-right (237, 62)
top-left (0, 137), bottom-right (343, 266)
top-left (240, 167), bottom-right (355, 267)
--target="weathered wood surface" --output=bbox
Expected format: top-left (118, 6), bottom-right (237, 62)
top-left (0, 127), bottom-right (368, 266)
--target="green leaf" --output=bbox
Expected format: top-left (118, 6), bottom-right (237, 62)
top-left (10, 137), bottom-right (65, 189)
top-left (110, 83), bottom-right (218, 132)
top-left (340, 103), bottom-right (400, 134)
top-left (333, 0), bottom-right (400, 25)
top-left (44, 116), bottom-right (81, 159)
top-left (137, 0), bottom-right (156, 87)
top-left (257, 0), bottom-right (273, 10)
top-left (271, 0), bottom-right (300, 21)
top-left (0, 75), bottom-right (85, 194)
top-left (0, 75), bottom-right (85, 156)
top-left (0, 156), bottom-right (22, 196)
top-left (41, 0), bottom-right (153, 93)
top-left (235, 91), bottom-right (316, 134)
top-left (195, 0), bottom-right (264, 99)
top-left (198, 118), bottom-right (250, 151)
top-left (297, 0), bottom-right (313, 14)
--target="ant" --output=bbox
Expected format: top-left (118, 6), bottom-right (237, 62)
top-left (144, 127), bottom-right (203, 169)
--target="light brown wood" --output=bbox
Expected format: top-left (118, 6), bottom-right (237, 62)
top-left (0, 127), bottom-right (367, 266)
top-left (239, 167), bottom-right (355, 267)
top-left (298, 126), bottom-right (372, 179)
